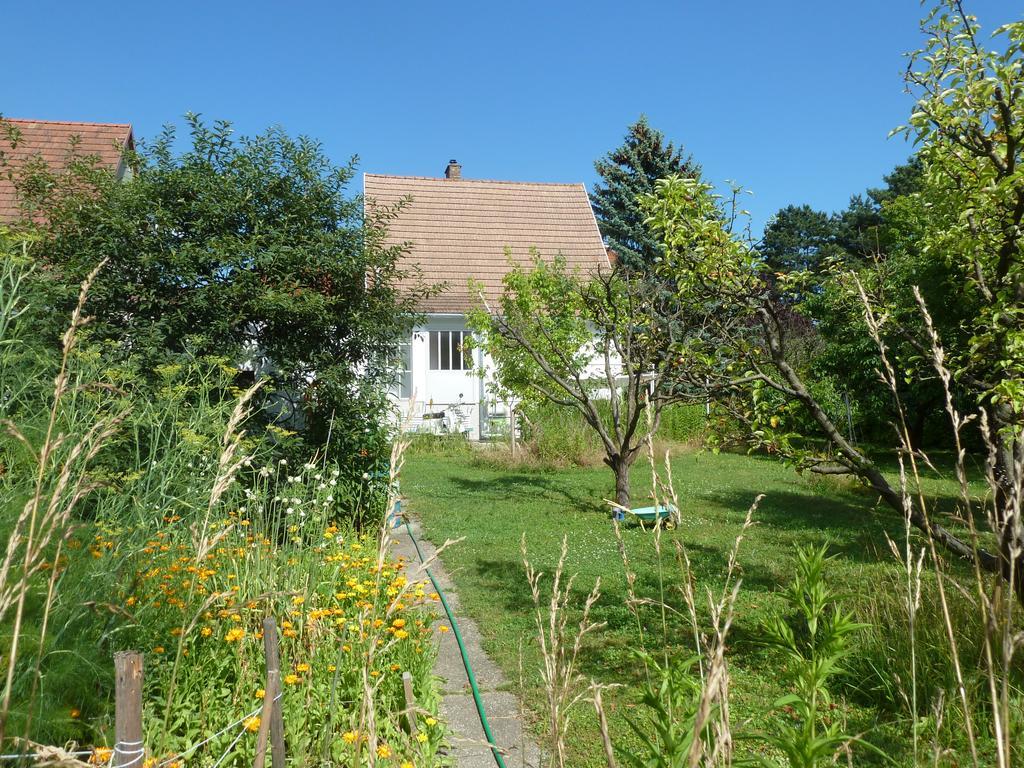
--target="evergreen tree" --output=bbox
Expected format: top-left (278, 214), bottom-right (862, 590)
top-left (591, 117), bottom-right (699, 272)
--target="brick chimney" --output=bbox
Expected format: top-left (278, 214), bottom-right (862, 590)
top-left (444, 159), bottom-right (461, 180)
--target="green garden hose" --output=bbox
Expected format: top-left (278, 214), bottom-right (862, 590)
top-left (402, 518), bottom-right (508, 768)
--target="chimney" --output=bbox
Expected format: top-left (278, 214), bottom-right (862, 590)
top-left (444, 159), bottom-right (461, 180)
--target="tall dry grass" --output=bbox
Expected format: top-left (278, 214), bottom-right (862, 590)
top-left (0, 260), bottom-right (125, 742)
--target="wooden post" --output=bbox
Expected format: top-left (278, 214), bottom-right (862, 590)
top-left (261, 618), bottom-right (286, 768)
top-left (252, 666), bottom-right (278, 768)
top-left (113, 651), bottom-right (143, 768)
top-left (401, 671), bottom-right (418, 736)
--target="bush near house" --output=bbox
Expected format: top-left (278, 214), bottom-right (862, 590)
top-left (5, 115), bottom-right (420, 492)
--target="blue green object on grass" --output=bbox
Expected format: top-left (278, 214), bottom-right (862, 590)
top-left (614, 504), bottom-right (676, 523)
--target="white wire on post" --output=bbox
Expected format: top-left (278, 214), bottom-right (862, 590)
top-left (154, 693), bottom-right (282, 768)
top-left (112, 740), bottom-right (145, 768)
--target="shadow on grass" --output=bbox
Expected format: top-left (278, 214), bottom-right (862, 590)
top-left (446, 472), bottom-right (608, 516)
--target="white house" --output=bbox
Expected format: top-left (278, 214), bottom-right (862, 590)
top-left (364, 160), bottom-right (611, 439)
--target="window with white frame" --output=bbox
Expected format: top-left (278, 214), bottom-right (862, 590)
top-left (428, 330), bottom-right (473, 371)
top-left (398, 341), bottom-right (412, 398)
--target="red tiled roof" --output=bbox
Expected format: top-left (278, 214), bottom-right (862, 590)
top-left (364, 172), bottom-right (609, 313)
top-left (0, 118), bottom-right (134, 223)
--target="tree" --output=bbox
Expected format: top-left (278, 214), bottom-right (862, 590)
top-left (7, 115), bottom-right (421, 469)
top-left (591, 117), bottom-right (700, 272)
top-left (467, 255), bottom-right (699, 508)
top-left (759, 204), bottom-right (837, 275)
top-left (642, 0), bottom-right (1024, 599)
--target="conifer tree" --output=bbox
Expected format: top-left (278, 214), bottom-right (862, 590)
top-left (591, 116), bottom-right (699, 272)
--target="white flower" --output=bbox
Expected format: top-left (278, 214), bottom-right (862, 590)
top-left (279, 458), bottom-right (288, 465)
top-left (326, 495), bottom-right (334, 503)
top-left (286, 507), bottom-right (294, 515)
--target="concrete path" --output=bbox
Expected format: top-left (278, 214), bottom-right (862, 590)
top-left (391, 517), bottom-right (542, 768)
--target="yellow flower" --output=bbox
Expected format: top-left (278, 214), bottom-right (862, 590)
top-left (70, 708), bottom-right (81, 719)
top-left (425, 717), bottom-right (437, 727)
top-left (225, 628), bottom-right (245, 643)
top-left (376, 744), bottom-right (391, 759)
top-left (342, 730), bottom-right (358, 744)
top-left (200, 627), bottom-right (213, 637)
top-left (295, 663), bottom-right (310, 673)
top-left (90, 748), bottom-right (113, 765)
top-left (416, 732), bottom-right (428, 743)
top-left (291, 596), bottom-right (305, 605)
top-left (395, 629), bottom-right (409, 640)
top-left (327, 664), bottom-right (336, 672)
top-left (284, 673), bottom-right (301, 685)
top-left (402, 763), bottom-right (415, 768)
top-left (244, 716), bottom-right (261, 733)
top-left (153, 646), bottom-right (165, 654)
top-left (392, 618), bottom-right (406, 629)
top-left (438, 625), bottom-right (449, 633)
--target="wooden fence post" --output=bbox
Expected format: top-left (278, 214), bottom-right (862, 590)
top-left (261, 618), bottom-right (286, 768)
top-left (113, 651), bottom-right (144, 768)
top-left (252, 661), bottom-right (278, 768)
top-left (401, 671), bottom-right (418, 736)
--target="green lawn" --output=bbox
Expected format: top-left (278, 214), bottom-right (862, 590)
top-left (400, 446), bottom-right (987, 766)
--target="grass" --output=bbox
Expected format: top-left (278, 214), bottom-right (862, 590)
top-left (399, 445), bottom-right (997, 766)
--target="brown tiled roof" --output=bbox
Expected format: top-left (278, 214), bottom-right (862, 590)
top-left (364, 172), bottom-right (609, 313)
top-left (0, 118), bottom-right (134, 223)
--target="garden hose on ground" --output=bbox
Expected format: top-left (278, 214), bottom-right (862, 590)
top-left (401, 517), bottom-right (509, 768)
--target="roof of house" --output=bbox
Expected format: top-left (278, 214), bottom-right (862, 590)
top-left (364, 170), bottom-right (609, 313)
top-left (0, 118), bottom-right (134, 223)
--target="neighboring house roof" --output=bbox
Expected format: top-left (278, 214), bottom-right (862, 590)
top-left (0, 118), bottom-right (134, 223)
top-left (364, 164), bottom-right (609, 313)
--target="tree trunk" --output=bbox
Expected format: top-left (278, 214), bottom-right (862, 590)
top-left (988, 404), bottom-right (1024, 602)
top-left (606, 454), bottom-right (632, 510)
top-left (907, 407), bottom-right (928, 451)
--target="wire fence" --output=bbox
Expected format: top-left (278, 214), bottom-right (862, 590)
top-left (3, 619), bottom-right (289, 768)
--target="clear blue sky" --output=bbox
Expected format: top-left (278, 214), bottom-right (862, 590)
top-left (3, 1), bottom-right (1015, 235)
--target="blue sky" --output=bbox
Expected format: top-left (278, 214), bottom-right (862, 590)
top-left (3, 1), bottom-right (1015, 235)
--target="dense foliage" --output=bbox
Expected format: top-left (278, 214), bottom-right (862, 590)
top-left (4, 115), bottom-right (419, 478)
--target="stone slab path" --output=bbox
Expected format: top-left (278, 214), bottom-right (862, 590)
top-left (391, 517), bottom-right (542, 768)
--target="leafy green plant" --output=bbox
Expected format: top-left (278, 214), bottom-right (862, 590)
top-left (750, 543), bottom-right (873, 768)
top-left (616, 651), bottom-right (711, 768)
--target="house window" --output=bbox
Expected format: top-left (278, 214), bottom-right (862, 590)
top-left (428, 330), bottom-right (473, 371)
top-left (398, 341), bottom-right (412, 399)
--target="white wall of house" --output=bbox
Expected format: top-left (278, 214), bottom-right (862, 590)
top-left (393, 314), bottom-right (624, 441)
top-left (395, 314), bottom-right (494, 440)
